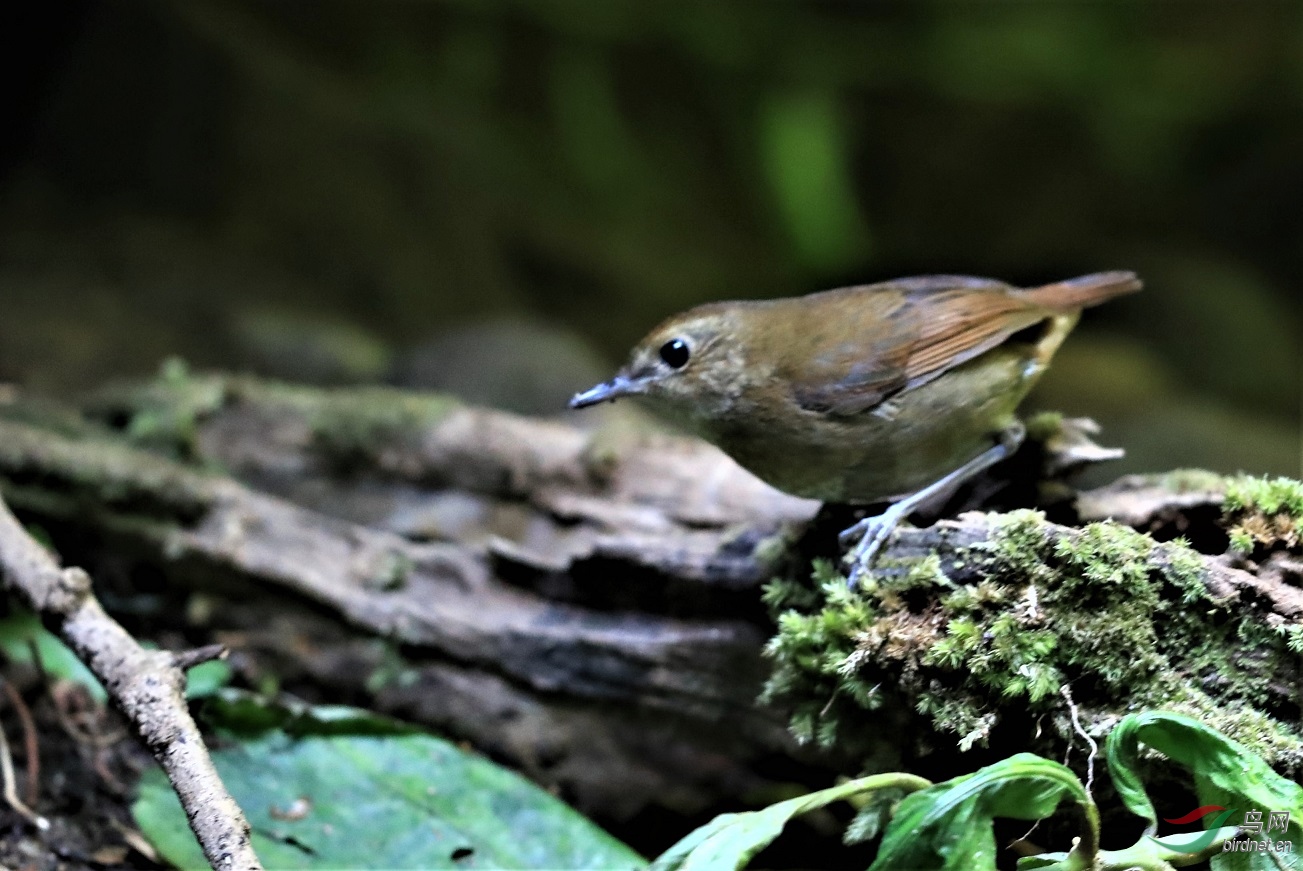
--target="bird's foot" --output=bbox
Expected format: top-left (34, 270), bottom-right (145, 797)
top-left (839, 501), bottom-right (912, 589)
top-left (839, 424), bottom-right (1027, 589)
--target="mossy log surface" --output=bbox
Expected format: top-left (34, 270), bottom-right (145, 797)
top-left (0, 373), bottom-right (1298, 820)
top-left (2, 375), bottom-right (826, 819)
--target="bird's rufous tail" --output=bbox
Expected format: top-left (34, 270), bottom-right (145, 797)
top-left (1027, 271), bottom-right (1142, 312)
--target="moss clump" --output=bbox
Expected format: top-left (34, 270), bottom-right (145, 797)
top-left (1223, 474), bottom-right (1303, 554)
top-left (762, 560), bottom-right (887, 748)
top-left (93, 367), bottom-right (461, 474)
top-left (761, 509), bottom-right (1303, 771)
top-left (1023, 410), bottom-right (1065, 443)
top-left (285, 385), bottom-right (459, 472)
top-left (95, 358), bottom-right (231, 461)
top-left (1225, 474), bottom-right (1303, 516)
top-left (1157, 468), bottom-right (1232, 494)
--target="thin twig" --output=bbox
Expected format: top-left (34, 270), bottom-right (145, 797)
top-left (0, 719), bottom-right (47, 830)
top-left (111, 817), bottom-right (161, 864)
top-left (1010, 820), bottom-right (1044, 855)
top-left (44, 680), bottom-right (129, 795)
top-left (94, 743), bottom-right (128, 796)
top-left (50, 680), bottom-right (97, 744)
top-left (0, 678), bottom-right (40, 806)
top-left (172, 644), bottom-right (229, 672)
top-left (50, 680), bottom-right (123, 748)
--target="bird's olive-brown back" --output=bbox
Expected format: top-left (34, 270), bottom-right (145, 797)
top-left (578, 272), bottom-right (1140, 503)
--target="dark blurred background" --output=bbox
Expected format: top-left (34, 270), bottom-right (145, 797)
top-left (2, 0), bottom-right (1300, 477)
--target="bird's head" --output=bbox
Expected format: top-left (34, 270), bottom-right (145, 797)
top-left (570, 305), bottom-right (754, 424)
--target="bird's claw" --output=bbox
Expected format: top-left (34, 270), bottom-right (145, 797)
top-left (840, 504), bottom-right (909, 589)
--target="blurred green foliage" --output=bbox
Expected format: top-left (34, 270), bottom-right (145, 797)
top-left (0, 0), bottom-right (1298, 473)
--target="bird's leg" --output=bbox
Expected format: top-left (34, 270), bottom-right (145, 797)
top-left (841, 423), bottom-right (1026, 587)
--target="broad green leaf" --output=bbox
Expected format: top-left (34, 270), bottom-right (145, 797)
top-left (133, 692), bottom-right (643, 870)
top-left (1107, 711), bottom-right (1303, 828)
top-left (1106, 711), bottom-right (1303, 871)
top-left (1213, 836), bottom-right (1302, 871)
top-left (202, 689), bottom-right (420, 737)
top-left (1025, 830), bottom-right (1246, 871)
top-left (651, 773), bottom-right (929, 871)
top-left (0, 608), bottom-right (104, 700)
top-left (869, 754), bottom-right (1092, 871)
top-left (1202, 778), bottom-right (1303, 871)
top-left (650, 814), bottom-right (748, 871)
top-left (183, 659), bottom-right (232, 699)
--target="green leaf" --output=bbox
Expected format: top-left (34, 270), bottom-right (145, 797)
top-left (651, 773), bottom-right (929, 871)
top-left (1105, 711), bottom-right (1303, 870)
top-left (0, 608), bottom-right (104, 701)
top-left (183, 659), bottom-right (232, 700)
top-left (869, 754), bottom-right (1092, 871)
top-left (1213, 832), bottom-right (1303, 871)
top-left (844, 786), bottom-right (911, 845)
top-left (1107, 711), bottom-right (1303, 831)
top-left (133, 691), bottom-right (644, 870)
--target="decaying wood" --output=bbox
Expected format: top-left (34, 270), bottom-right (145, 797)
top-left (0, 375), bottom-right (1297, 822)
top-left (0, 494), bottom-right (260, 871)
top-left (2, 380), bottom-right (830, 818)
top-left (1079, 472), bottom-right (1303, 619)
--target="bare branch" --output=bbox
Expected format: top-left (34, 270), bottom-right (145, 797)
top-left (0, 496), bottom-right (260, 871)
top-left (172, 644), bottom-right (229, 672)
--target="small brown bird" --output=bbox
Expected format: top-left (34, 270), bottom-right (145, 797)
top-left (571, 272), bottom-right (1141, 580)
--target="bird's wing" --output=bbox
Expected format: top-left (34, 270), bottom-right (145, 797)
top-left (790, 279), bottom-right (1048, 416)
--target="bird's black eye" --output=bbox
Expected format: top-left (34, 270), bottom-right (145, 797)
top-left (659, 338), bottom-right (690, 369)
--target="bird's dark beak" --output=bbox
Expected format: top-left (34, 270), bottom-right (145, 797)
top-left (570, 374), bottom-right (639, 409)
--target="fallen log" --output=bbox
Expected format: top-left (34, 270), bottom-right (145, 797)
top-left (0, 373), bottom-right (1296, 826)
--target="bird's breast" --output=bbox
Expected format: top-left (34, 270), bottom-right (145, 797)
top-left (703, 346), bottom-right (1038, 503)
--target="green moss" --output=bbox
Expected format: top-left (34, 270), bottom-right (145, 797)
top-left (1223, 474), bottom-right (1303, 553)
top-left (1160, 537), bottom-right (1216, 603)
top-left (1224, 474), bottom-right (1303, 516)
top-left (761, 509), bottom-right (1302, 770)
top-left (1280, 624), bottom-right (1303, 655)
top-left (1229, 529), bottom-right (1255, 555)
top-left (0, 417), bottom-right (216, 522)
top-left (760, 570), bottom-right (821, 613)
top-left (1157, 468), bottom-right (1231, 494)
top-left (89, 369), bottom-right (462, 474)
top-left (292, 386), bottom-right (459, 471)
top-left (761, 560), bottom-right (886, 749)
top-left (915, 691), bottom-right (997, 753)
top-left (101, 358), bottom-right (231, 460)
top-left (973, 509), bottom-right (1056, 583)
top-left (1023, 410), bottom-right (1065, 443)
